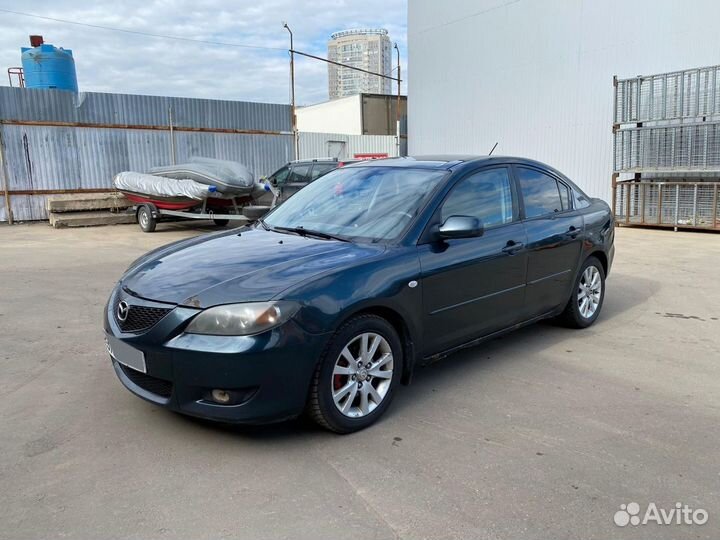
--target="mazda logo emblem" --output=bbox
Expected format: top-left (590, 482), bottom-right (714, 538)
top-left (117, 301), bottom-right (129, 322)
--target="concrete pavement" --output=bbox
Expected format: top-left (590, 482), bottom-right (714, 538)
top-left (1, 223), bottom-right (718, 540)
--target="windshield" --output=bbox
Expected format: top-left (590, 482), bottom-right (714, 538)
top-left (263, 166), bottom-right (447, 242)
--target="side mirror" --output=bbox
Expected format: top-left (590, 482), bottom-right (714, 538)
top-left (437, 215), bottom-right (484, 240)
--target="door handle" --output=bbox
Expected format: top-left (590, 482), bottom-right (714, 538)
top-left (567, 226), bottom-right (580, 239)
top-left (502, 240), bottom-right (524, 254)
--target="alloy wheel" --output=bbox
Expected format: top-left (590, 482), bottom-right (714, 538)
top-left (577, 265), bottom-right (602, 319)
top-left (331, 332), bottom-right (394, 418)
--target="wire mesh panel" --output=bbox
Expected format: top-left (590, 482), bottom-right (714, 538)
top-left (613, 123), bottom-right (720, 172)
top-left (615, 65), bottom-right (720, 124)
top-left (614, 183), bottom-right (628, 221)
top-left (660, 184), bottom-right (678, 225)
top-left (695, 184), bottom-right (716, 227)
top-left (613, 181), bottom-right (720, 230)
top-left (628, 183), bottom-right (643, 223)
top-left (643, 184), bottom-right (660, 224)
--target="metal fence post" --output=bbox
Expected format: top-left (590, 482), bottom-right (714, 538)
top-left (611, 173), bottom-right (618, 220)
top-left (625, 183), bottom-right (631, 224)
top-left (168, 106), bottom-right (176, 165)
top-left (0, 128), bottom-right (13, 224)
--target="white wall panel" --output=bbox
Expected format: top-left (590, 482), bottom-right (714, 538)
top-left (298, 132), bottom-right (398, 160)
top-left (408, 0), bottom-right (720, 201)
top-left (296, 95), bottom-right (363, 135)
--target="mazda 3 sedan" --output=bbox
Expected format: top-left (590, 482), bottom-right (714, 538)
top-left (105, 156), bottom-right (614, 433)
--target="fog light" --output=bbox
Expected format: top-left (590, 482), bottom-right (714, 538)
top-left (211, 389), bottom-right (231, 404)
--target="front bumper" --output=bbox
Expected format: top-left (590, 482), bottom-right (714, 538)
top-left (104, 287), bottom-right (331, 424)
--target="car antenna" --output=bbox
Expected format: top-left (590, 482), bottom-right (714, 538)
top-left (488, 142), bottom-right (498, 156)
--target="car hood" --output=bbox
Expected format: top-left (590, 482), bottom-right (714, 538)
top-left (121, 227), bottom-right (385, 308)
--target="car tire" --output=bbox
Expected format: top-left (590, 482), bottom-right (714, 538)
top-left (137, 204), bottom-right (157, 233)
top-left (307, 314), bottom-right (402, 433)
top-left (558, 256), bottom-right (606, 328)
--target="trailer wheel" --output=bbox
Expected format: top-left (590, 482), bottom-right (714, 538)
top-left (137, 204), bottom-right (157, 233)
top-left (213, 218), bottom-right (230, 227)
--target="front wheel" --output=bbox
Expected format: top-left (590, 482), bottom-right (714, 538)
top-left (307, 315), bottom-right (402, 433)
top-left (558, 256), bottom-right (605, 328)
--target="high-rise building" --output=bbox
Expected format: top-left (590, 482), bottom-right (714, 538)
top-left (328, 29), bottom-right (392, 100)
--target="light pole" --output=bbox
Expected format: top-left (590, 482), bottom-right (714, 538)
top-left (283, 22), bottom-right (299, 160)
top-left (394, 42), bottom-right (402, 156)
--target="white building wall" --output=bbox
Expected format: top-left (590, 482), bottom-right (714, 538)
top-left (408, 0), bottom-right (720, 201)
top-left (298, 132), bottom-right (398, 160)
top-left (296, 95), bottom-right (362, 135)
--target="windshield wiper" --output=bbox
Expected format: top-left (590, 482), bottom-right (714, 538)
top-left (274, 226), bottom-right (351, 243)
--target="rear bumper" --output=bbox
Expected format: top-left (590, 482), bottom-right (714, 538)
top-left (105, 289), bottom-right (331, 424)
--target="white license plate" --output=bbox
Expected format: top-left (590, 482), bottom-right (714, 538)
top-left (106, 334), bottom-right (146, 373)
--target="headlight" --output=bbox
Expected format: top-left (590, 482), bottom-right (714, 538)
top-left (184, 301), bottom-right (299, 336)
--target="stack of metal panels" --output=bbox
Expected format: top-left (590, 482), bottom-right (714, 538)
top-left (612, 65), bottom-right (720, 230)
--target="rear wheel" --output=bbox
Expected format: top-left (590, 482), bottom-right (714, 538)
top-left (559, 256), bottom-right (605, 328)
top-left (307, 315), bottom-right (402, 433)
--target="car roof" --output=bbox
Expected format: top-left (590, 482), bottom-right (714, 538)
top-left (347, 155), bottom-right (555, 170)
top-left (344, 155), bottom-right (586, 194)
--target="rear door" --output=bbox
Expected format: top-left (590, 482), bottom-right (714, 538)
top-left (418, 166), bottom-right (528, 355)
top-left (514, 165), bottom-right (584, 318)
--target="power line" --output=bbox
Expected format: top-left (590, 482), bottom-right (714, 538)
top-left (292, 50), bottom-right (401, 82)
top-left (0, 8), bottom-right (287, 52)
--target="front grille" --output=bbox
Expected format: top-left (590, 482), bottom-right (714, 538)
top-left (116, 303), bottom-right (172, 333)
top-left (119, 363), bottom-right (173, 398)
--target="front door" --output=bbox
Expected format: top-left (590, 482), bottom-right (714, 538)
top-left (418, 167), bottom-right (528, 356)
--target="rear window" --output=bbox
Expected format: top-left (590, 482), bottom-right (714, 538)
top-left (288, 164), bottom-right (311, 183)
top-left (310, 163), bottom-right (337, 181)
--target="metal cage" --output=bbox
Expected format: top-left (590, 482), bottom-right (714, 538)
top-left (613, 123), bottom-right (720, 173)
top-left (615, 65), bottom-right (720, 124)
top-left (613, 181), bottom-right (720, 229)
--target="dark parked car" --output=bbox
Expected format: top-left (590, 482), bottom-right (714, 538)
top-left (105, 156), bottom-right (614, 433)
top-left (267, 157), bottom-right (359, 200)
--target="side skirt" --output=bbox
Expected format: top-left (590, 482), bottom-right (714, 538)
top-left (420, 307), bottom-right (564, 365)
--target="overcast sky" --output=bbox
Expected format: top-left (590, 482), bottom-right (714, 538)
top-left (0, 1), bottom-right (407, 105)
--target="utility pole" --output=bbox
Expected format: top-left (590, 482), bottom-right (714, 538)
top-left (394, 43), bottom-right (402, 157)
top-left (283, 22), bottom-right (299, 160)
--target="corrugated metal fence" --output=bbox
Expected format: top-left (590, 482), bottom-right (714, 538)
top-left (0, 87), bottom-right (294, 221)
top-left (0, 89), bottom-right (401, 222)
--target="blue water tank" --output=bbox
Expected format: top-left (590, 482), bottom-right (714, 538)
top-left (21, 43), bottom-right (78, 92)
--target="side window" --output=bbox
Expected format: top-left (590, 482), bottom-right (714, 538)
top-left (574, 191), bottom-right (591, 209)
top-left (288, 164), bottom-right (311, 183)
top-left (516, 167), bottom-right (563, 218)
top-left (440, 168), bottom-right (514, 228)
top-left (558, 182), bottom-right (572, 211)
top-left (309, 163), bottom-right (337, 181)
